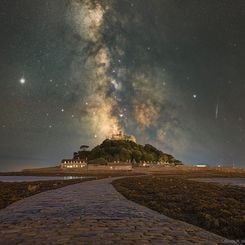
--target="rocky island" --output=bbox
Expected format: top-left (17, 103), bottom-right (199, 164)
top-left (61, 131), bottom-right (183, 170)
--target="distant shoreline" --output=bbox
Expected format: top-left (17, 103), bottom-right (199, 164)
top-left (0, 165), bottom-right (244, 177)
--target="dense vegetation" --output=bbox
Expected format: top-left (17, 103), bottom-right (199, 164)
top-left (74, 139), bottom-right (182, 165)
top-left (113, 175), bottom-right (245, 240)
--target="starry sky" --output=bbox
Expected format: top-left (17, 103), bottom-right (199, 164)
top-left (0, 0), bottom-right (244, 171)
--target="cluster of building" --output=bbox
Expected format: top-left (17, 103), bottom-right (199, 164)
top-left (60, 159), bottom-right (177, 170)
top-left (140, 161), bottom-right (175, 167)
top-left (61, 159), bottom-right (133, 171)
top-left (61, 160), bottom-right (87, 169)
top-left (60, 130), bottom-right (137, 171)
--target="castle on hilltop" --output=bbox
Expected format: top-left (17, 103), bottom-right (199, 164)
top-left (109, 129), bottom-right (136, 143)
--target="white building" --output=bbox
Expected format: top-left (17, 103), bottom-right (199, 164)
top-left (61, 160), bottom-right (87, 169)
top-left (195, 164), bottom-right (208, 168)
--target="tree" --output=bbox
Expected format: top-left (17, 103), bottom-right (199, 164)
top-left (174, 160), bottom-right (183, 165)
top-left (73, 152), bottom-right (79, 160)
top-left (78, 150), bottom-right (90, 161)
top-left (88, 158), bottom-right (107, 165)
top-left (119, 148), bottom-right (131, 162)
top-left (77, 139), bottom-right (182, 166)
top-left (80, 145), bottom-right (89, 151)
top-left (132, 150), bottom-right (142, 162)
top-left (142, 153), bottom-right (154, 162)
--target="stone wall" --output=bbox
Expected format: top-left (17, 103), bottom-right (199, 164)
top-left (87, 164), bottom-right (132, 171)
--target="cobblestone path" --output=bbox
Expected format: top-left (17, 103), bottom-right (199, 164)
top-left (0, 178), bottom-right (233, 244)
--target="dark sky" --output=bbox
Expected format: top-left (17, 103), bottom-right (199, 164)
top-left (0, 0), bottom-right (244, 171)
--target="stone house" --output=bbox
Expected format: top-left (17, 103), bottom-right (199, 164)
top-left (61, 159), bottom-right (87, 169)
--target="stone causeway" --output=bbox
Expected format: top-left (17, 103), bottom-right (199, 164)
top-left (0, 177), bottom-right (235, 244)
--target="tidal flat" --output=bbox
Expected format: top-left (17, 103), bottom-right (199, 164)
top-left (0, 178), bottom-right (94, 210)
top-left (0, 171), bottom-right (141, 210)
top-left (113, 173), bottom-right (245, 240)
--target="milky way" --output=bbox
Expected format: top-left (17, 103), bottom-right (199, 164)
top-left (67, 0), bottom-right (183, 149)
top-left (0, 0), bottom-right (244, 170)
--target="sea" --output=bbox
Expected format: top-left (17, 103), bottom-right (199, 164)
top-left (0, 176), bottom-right (87, 182)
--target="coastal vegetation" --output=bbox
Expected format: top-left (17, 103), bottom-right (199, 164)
top-left (74, 139), bottom-right (182, 165)
top-left (113, 174), bottom-right (245, 240)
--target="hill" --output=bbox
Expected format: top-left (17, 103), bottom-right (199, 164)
top-left (74, 139), bottom-right (182, 166)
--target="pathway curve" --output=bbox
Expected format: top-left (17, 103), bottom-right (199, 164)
top-left (0, 177), bottom-right (233, 244)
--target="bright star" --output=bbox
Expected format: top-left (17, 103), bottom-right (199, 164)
top-left (61, 108), bottom-right (64, 112)
top-left (20, 77), bottom-right (26, 84)
top-left (193, 94), bottom-right (197, 99)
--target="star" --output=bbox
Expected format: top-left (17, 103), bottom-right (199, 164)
top-left (0, 0), bottom-right (244, 171)
top-left (19, 77), bottom-right (26, 84)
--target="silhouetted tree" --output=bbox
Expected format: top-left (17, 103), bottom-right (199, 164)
top-left (80, 145), bottom-right (89, 151)
top-left (73, 152), bottom-right (79, 160)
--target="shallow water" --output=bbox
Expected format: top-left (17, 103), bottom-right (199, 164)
top-left (0, 176), bottom-right (87, 182)
top-left (190, 177), bottom-right (245, 187)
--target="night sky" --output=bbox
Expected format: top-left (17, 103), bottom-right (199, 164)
top-left (0, 0), bottom-right (244, 171)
